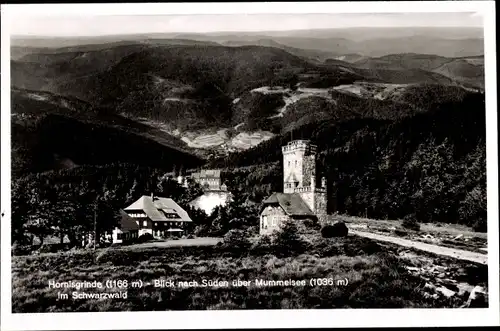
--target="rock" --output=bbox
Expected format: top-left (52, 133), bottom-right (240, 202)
top-left (465, 286), bottom-right (487, 308)
top-left (437, 286), bottom-right (456, 298)
top-left (321, 222), bottom-right (348, 238)
top-left (424, 283), bottom-right (436, 291)
top-left (440, 280), bottom-right (459, 292)
top-left (406, 266), bottom-right (420, 272)
top-left (437, 273), bottom-right (446, 278)
top-left (456, 283), bottom-right (474, 296)
top-left (434, 266), bottom-right (446, 273)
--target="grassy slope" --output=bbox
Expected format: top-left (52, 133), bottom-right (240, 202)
top-left (11, 235), bottom-right (474, 312)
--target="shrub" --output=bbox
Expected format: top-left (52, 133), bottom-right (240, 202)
top-left (402, 217), bottom-right (421, 231)
top-left (312, 238), bottom-right (342, 257)
top-left (11, 243), bottom-right (31, 256)
top-left (393, 226), bottom-right (408, 237)
top-left (271, 221), bottom-right (307, 257)
top-left (243, 225), bottom-right (259, 236)
top-left (37, 243), bottom-right (70, 254)
top-left (136, 233), bottom-right (154, 243)
top-left (321, 222), bottom-right (348, 238)
top-left (472, 219), bottom-right (487, 232)
top-left (360, 241), bottom-right (382, 255)
top-left (194, 225), bottom-right (210, 237)
top-left (292, 218), bottom-right (321, 236)
top-left (250, 234), bottom-right (273, 255)
top-left (221, 229), bottom-right (252, 255)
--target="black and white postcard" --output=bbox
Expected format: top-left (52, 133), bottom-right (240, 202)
top-left (1, 1), bottom-right (498, 329)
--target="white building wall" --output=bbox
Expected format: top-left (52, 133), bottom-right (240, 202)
top-left (112, 228), bottom-right (123, 244)
top-left (260, 206), bottom-right (289, 235)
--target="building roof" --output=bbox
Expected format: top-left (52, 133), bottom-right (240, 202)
top-left (119, 209), bottom-right (140, 231)
top-left (261, 193), bottom-right (315, 217)
top-left (124, 195), bottom-right (193, 223)
top-left (192, 169), bottom-right (221, 179)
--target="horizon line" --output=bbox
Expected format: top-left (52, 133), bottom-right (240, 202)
top-left (10, 25), bottom-right (484, 39)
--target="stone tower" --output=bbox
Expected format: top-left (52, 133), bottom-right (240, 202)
top-left (282, 140), bottom-right (327, 217)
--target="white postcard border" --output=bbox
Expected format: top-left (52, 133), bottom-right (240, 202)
top-left (1, 1), bottom-right (498, 330)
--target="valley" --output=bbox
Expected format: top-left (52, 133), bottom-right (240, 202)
top-left (10, 33), bottom-right (486, 203)
top-left (7, 20), bottom-right (490, 314)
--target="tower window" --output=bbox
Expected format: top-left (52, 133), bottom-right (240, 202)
top-left (288, 161), bottom-right (290, 166)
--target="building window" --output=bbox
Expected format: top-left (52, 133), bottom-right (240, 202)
top-left (143, 220), bottom-right (148, 227)
top-left (117, 233), bottom-right (123, 240)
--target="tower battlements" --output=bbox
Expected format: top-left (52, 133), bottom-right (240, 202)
top-left (292, 186), bottom-right (326, 194)
top-left (282, 140), bottom-right (317, 155)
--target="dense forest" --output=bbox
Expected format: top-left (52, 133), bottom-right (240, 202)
top-left (11, 89), bottom-right (487, 248)
top-left (9, 41), bottom-right (488, 248)
top-left (211, 92), bottom-right (487, 231)
top-left (11, 162), bottom-right (264, 246)
top-left (11, 113), bottom-right (203, 178)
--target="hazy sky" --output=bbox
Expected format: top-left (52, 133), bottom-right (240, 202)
top-left (9, 12), bottom-right (482, 36)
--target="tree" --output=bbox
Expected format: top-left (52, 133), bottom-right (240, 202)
top-left (11, 179), bottom-right (32, 244)
top-left (271, 221), bottom-right (307, 257)
top-left (25, 185), bottom-right (54, 245)
top-left (125, 179), bottom-right (139, 203)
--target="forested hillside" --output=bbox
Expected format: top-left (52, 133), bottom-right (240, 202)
top-left (10, 37), bottom-right (488, 244)
top-left (210, 91), bottom-right (487, 231)
top-left (11, 89), bottom-right (203, 178)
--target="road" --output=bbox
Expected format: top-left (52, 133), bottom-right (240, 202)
top-left (351, 230), bottom-right (488, 265)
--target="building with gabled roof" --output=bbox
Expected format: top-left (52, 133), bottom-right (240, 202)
top-left (113, 194), bottom-right (193, 242)
top-left (190, 169), bottom-right (224, 191)
top-left (260, 140), bottom-right (328, 235)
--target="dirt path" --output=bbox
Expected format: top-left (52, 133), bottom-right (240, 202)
top-left (351, 230), bottom-right (488, 265)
